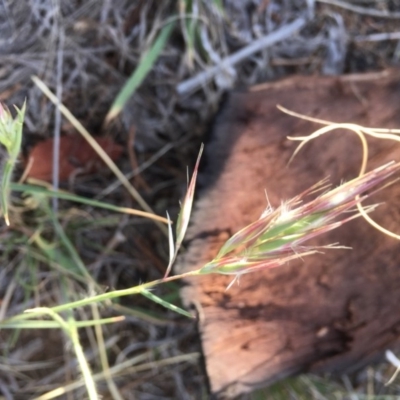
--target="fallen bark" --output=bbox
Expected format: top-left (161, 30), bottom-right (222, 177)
top-left (178, 69), bottom-right (400, 398)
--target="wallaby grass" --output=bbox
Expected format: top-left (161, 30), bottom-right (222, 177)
top-left (1, 1), bottom-right (400, 399)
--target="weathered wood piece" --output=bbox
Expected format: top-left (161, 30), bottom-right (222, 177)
top-left (177, 70), bottom-right (400, 398)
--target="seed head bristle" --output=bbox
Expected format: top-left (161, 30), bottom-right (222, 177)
top-left (199, 162), bottom-right (400, 278)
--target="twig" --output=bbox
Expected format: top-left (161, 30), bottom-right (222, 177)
top-left (94, 141), bottom-right (175, 200)
top-left (354, 32), bottom-right (400, 42)
top-left (386, 350), bottom-right (400, 385)
top-left (317, 0), bottom-right (400, 19)
top-left (127, 126), bottom-right (149, 191)
top-left (52, 26), bottom-right (64, 213)
top-left (176, 18), bottom-right (307, 95)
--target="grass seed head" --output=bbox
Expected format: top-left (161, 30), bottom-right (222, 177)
top-left (200, 161), bottom-right (400, 276)
top-left (0, 102), bottom-right (25, 159)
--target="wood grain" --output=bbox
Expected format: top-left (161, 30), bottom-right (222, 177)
top-left (177, 70), bottom-right (400, 398)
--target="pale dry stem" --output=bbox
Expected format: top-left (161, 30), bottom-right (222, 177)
top-left (280, 104), bottom-right (400, 241)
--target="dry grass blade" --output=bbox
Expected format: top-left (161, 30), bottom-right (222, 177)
top-left (23, 307), bottom-right (98, 400)
top-left (280, 105), bottom-right (400, 241)
top-left (164, 143), bottom-right (204, 278)
top-left (31, 76), bottom-right (168, 234)
top-left (33, 352), bottom-right (200, 400)
top-left (317, 0), bottom-right (400, 18)
top-left (89, 288), bottom-right (123, 400)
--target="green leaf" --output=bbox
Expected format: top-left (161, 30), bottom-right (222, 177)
top-left (140, 289), bottom-right (193, 318)
top-left (33, 234), bottom-right (84, 277)
top-left (106, 22), bottom-right (175, 122)
top-left (0, 316), bottom-right (124, 329)
top-left (10, 183), bottom-right (167, 223)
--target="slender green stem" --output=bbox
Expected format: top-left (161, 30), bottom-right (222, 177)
top-left (69, 322), bottom-right (99, 400)
top-left (22, 310), bottom-right (99, 399)
top-left (1, 159), bottom-right (14, 225)
top-left (1, 270), bottom-right (201, 325)
top-left (51, 269), bottom-right (201, 313)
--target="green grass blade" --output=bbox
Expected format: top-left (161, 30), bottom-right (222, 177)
top-left (140, 289), bottom-right (193, 318)
top-left (11, 183), bottom-right (168, 223)
top-left (26, 246), bottom-right (88, 283)
top-left (0, 269), bottom-right (200, 321)
top-left (212, 0), bottom-right (224, 12)
top-left (0, 316), bottom-right (124, 329)
top-left (106, 22), bottom-right (175, 122)
top-left (1, 160), bottom-right (13, 225)
top-left (45, 204), bottom-right (98, 287)
top-left (34, 234), bottom-right (84, 277)
top-left (20, 307), bottom-right (98, 400)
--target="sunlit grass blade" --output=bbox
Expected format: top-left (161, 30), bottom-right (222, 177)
top-left (0, 102), bottom-right (25, 225)
top-left (166, 211), bottom-right (175, 268)
top-left (140, 289), bottom-right (193, 318)
top-left (175, 143), bottom-right (204, 249)
top-left (1, 160), bottom-right (15, 225)
top-left (164, 143), bottom-right (204, 278)
top-left (105, 22), bottom-right (175, 123)
top-left (23, 307), bottom-right (98, 400)
top-left (11, 182), bottom-right (169, 223)
top-left (89, 283), bottom-right (123, 400)
top-left (179, 0), bottom-right (198, 68)
top-left (0, 316), bottom-right (124, 329)
top-left (35, 352), bottom-right (199, 400)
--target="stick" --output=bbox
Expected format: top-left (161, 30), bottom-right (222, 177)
top-left (176, 18), bottom-right (307, 96)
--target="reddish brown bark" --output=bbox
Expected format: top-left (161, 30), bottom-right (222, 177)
top-left (178, 70), bottom-right (400, 398)
top-left (25, 136), bottom-right (123, 182)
